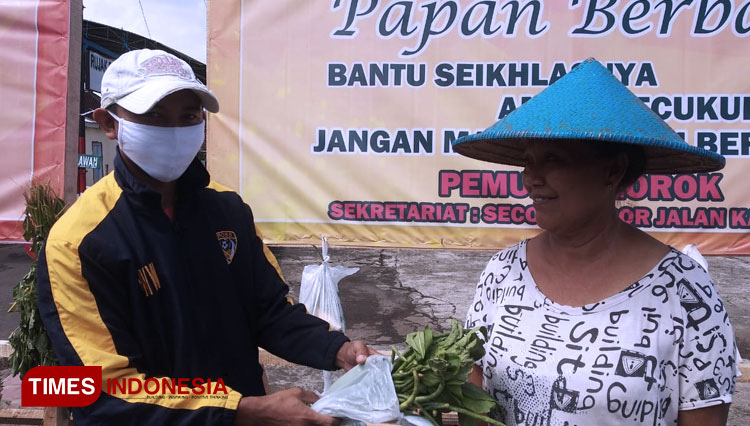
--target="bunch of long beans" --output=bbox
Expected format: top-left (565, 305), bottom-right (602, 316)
top-left (391, 320), bottom-right (505, 426)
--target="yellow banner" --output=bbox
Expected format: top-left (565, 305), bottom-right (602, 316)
top-left (207, 0), bottom-right (750, 254)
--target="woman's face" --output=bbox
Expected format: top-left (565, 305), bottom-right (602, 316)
top-left (521, 140), bottom-right (615, 233)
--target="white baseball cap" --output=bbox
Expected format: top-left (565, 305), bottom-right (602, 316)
top-left (100, 49), bottom-right (219, 114)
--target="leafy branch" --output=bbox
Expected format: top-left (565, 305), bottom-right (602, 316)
top-left (8, 183), bottom-right (66, 377)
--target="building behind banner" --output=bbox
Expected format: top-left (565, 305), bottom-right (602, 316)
top-left (0, 11), bottom-right (208, 243)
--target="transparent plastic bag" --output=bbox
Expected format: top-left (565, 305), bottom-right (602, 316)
top-left (311, 355), bottom-right (401, 425)
top-left (299, 235), bottom-right (358, 391)
top-left (299, 235), bottom-right (358, 332)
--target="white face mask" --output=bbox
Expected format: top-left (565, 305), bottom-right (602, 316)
top-left (109, 111), bottom-right (205, 182)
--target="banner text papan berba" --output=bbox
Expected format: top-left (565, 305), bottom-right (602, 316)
top-left (330, 0), bottom-right (750, 58)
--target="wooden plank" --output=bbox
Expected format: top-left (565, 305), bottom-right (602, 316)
top-left (258, 349), bottom-right (295, 367)
top-left (366, 412), bottom-right (459, 425)
top-left (740, 362), bottom-right (750, 383)
top-left (258, 349), bottom-right (394, 367)
top-left (0, 340), bottom-right (13, 359)
top-left (0, 408), bottom-right (44, 425)
top-left (42, 407), bottom-right (71, 426)
top-left (442, 412), bottom-right (459, 425)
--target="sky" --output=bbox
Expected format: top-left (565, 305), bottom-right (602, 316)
top-left (82, 0), bottom-right (207, 62)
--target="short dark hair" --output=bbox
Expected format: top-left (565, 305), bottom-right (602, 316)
top-left (590, 142), bottom-right (646, 191)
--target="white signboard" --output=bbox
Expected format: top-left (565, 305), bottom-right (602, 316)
top-left (77, 154), bottom-right (100, 169)
top-left (88, 50), bottom-right (113, 93)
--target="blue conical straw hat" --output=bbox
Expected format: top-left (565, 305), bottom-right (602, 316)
top-left (453, 58), bottom-right (725, 173)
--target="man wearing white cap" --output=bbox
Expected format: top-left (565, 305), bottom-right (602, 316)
top-left (37, 49), bottom-right (373, 425)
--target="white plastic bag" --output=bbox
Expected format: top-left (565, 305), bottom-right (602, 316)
top-left (311, 355), bottom-right (401, 425)
top-left (299, 235), bottom-right (358, 332)
top-left (299, 235), bottom-right (358, 391)
top-left (682, 243), bottom-right (709, 271)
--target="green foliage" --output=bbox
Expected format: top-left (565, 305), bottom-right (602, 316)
top-left (8, 184), bottom-right (66, 377)
top-left (391, 319), bottom-right (504, 426)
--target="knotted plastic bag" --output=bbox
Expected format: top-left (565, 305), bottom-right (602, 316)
top-left (299, 235), bottom-right (358, 391)
top-left (299, 235), bottom-right (358, 332)
top-left (311, 355), bottom-right (401, 425)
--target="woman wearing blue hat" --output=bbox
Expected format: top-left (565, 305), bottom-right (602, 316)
top-left (457, 59), bottom-right (737, 426)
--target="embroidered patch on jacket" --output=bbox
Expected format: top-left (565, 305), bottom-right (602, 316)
top-left (217, 231), bottom-right (238, 264)
top-left (137, 262), bottom-right (161, 297)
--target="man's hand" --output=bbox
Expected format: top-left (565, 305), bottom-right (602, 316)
top-left (233, 388), bottom-right (339, 426)
top-left (335, 340), bottom-right (378, 371)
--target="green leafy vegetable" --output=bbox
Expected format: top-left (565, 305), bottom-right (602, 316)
top-left (391, 319), bottom-right (504, 426)
top-left (8, 184), bottom-right (65, 378)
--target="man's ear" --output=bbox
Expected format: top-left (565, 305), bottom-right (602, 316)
top-left (92, 108), bottom-right (118, 140)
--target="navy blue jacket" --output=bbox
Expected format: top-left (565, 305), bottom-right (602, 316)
top-left (37, 151), bottom-right (348, 425)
